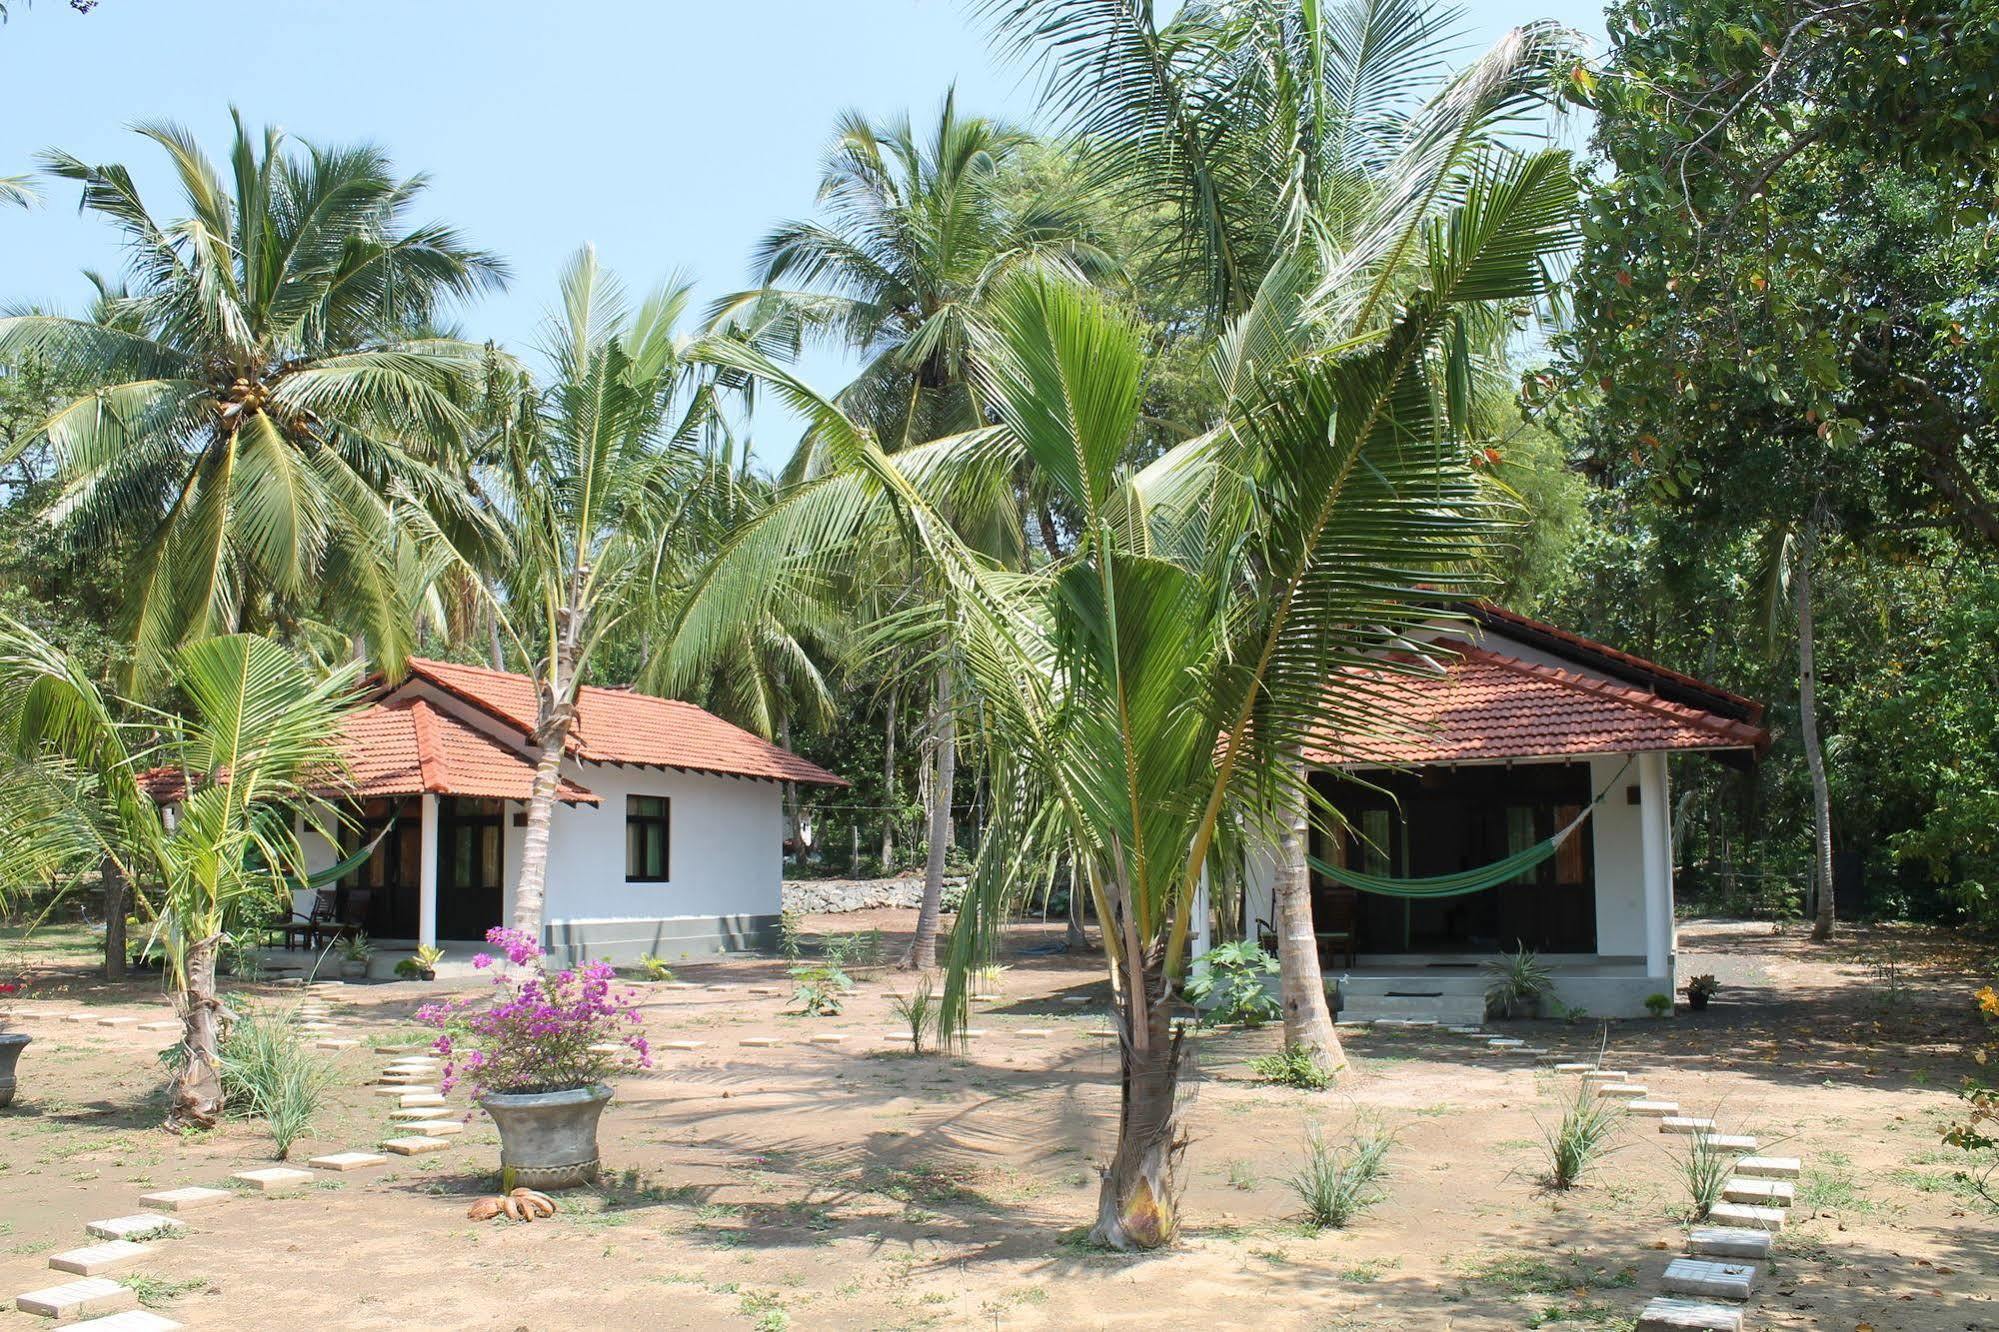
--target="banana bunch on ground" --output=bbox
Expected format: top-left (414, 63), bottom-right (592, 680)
top-left (467, 1187), bottom-right (558, 1222)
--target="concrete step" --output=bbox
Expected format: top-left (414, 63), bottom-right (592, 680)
top-left (16, 1276), bottom-right (139, 1319)
top-left (1734, 1155), bottom-right (1800, 1179)
top-left (1708, 1202), bottom-right (1785, 1231)
top-left (1337, 996), bottom-right (1486, 1024)
top-left (47, 1242), bottom-right (150, 1276)
top-left (1722, 1177), bottom-right (1794, 1207)
top-left (1687, 1227), bottom-right (1773, 1260)
top-left (1662, 1257), bottom-right (1758, 1301)
top-left (1636, 1296), bottom-right (1743, 1331)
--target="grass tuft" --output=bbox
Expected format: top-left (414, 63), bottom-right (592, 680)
top-left (1285, 1119), bottom-right (1393, 1228)
top-left (1247, 1045), bottom-right (1335, 1090)
top-left (1538, 1081), bottom-right (1620, 1190)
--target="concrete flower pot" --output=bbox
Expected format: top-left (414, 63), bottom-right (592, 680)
top-left (479, 1083), bottom-right (612, 1190)
top-left (0, 1032), bottom-right (31, 1108)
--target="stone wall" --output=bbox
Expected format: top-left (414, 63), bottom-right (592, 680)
top-left (781, 876), bottom-right (966, 915)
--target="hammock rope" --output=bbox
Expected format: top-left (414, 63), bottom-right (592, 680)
top-left (1308, 758), bottom-right (1633, 900)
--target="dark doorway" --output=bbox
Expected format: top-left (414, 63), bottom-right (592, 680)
top-left (340, 798), bottom-right (421, 939)
top-left (1313, 763), bottom-right (1597, 955)
top-left (437, 797), bottom-right (506, 941)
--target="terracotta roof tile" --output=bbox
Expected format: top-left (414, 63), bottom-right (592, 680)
top-left (1305, 645), bottom-right (1770, 767)
top-left (396, 658), bottom-right (847, 787)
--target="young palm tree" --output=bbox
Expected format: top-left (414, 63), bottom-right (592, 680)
top-left (987, 0), bottom-right (1580, 1070)
top-left (0, 113), bottom-right (508, 673)
top-left (449, 248), bottom-right (714, 935)
top-left (0, 622), bottom-right (359, 1127)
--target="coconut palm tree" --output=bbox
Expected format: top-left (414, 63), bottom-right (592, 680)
top-left (713, 95), bottom-right (1111, 967)
top-left (0, 113), bottom-right (508, 674)
top-left (985, 0), bottom-right (1579, 1070)
top-left (0, 621), bottom-right (359, 1127)
top-left (435, 248), bottom-right (714, 935)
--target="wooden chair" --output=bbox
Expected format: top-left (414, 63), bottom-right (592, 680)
top-left (326, 887), bottom-right (373, 944)
top-left (1315, 887), bottom-right (1360, 968)
top-left (282, 890), bottom-right (337, 951)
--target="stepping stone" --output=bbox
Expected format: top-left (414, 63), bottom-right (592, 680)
top-left (1660, 1116), bottom-right (1717, 1135)
top-left (375, 1082), bottom-right (436, 1095)
top-left (805, 1033), bottom-right (849, 1044)
top-left (970, 993), bottom-right (1001, 1003)
top-left (314, 1039), bottom-right (359, 1050)
top-left (399, 1092), bottom-right (446, 1108)
top-left (1534, 1052), bottom-right (1569, 1064)
top-left (1061, 996), bottom-right (1092, 1005)
top-left (1708, 1202), bottom-right (1785, 1231)
top-left (1696, 1133), bottom-right (1759, 1152)
top-left (1635, 1296), bottom-right (1742, 1331)
top-left (383, 1135), bottom-right (450, 1156)
top-left (1513, 1046), bottom-right (1549, 1055)
top-left (1734, 1155), bottom-right (1800, 1179)
top-left (1334, 1020), bottom-right (1374, 1028)
top-left (657, 981), bottom-right (699, 990)
top-left (1628, 1101), bottom-right (1680, 1117)
top-left (1446, 1025), bottom-right (1483, 1034)
top-left (298, 1022), bottom-right (337, 1032)
top-left (140, 1186), bottom-right (230, 1212)
top-left (136, 1021), bottom-right (179, 1032)
top-left (65, 1012), bottom-right (103, 1023)
top-left (96, 1015), bottom-right (137, 1027)
top-left (48, 1241), bottom-right (150, 1276)
top-left (1486, 1038), bottom-right (1525, 1048)
top-left (388, 1107), bottom-right (454, 1121)
top-left (586, 1042), bottom-right (626, 1055)
top-left (71, 1311), bottom-right (184, 1330)
top-left (1089, 1028), bottom-right (1119, 1037)
top-left (740, 1037), bottom-right (781, 1048)
top-left (1596, 1083), bottom-right (1648, 1099)
top-left (747, 986), bottom-right (783, 995)
top-left (879, 1032), bottom-right (916, 1042)
top-left (386, 1055), bottom-right (438, 1065)
top-left (705, 984), bottom-right (732, 991)
top-left (961, 1029), bottom-right (989, 1038)
top-left (1017, 1028), bottom-right (1054, 1038)
top-left (230, 1167), bottom-right (314, 1193)
top-left (309, 1151), bottom-right (387, 1171)
top-left (378, 1072), bottom-right (427, 1085)
top-left (1663, 1257), bottom-right (1758, 1301)
top-left (1553, 1062), bottom-right (1595, 1073)
top-left (15, 1276), bottom-right (138, 1319)
top-left (373, 1043), bottom-right (428, 1055)
top-left (85, 1216), bottom-right (186, 1242)
top-left (1722, 1177), bottom-right (1794, 1207)
top-left (658, 1040), bottom-right (705, 1051)
top-left (409, 1121), bottom-right (464, 1137)
top-left (1687, 1227), bottom-right (1773, 1261)
top-left (1582, 1069), bottom-right (1631, 1082)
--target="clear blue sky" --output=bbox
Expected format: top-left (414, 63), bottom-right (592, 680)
top-left (0, 0), bottom-right (1605, 456)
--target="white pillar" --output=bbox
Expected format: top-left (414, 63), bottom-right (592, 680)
top-left (418, 793), bottom-right (439, 951)
top-left (1193, 866), bottom-right (1213, 960)
top-left (1636, 751), bottom-right (1673, 984)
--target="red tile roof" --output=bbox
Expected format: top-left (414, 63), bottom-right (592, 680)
top-left (135, 699), bottom-right (600, 806)
top-left (1466, 602), bottom-right (1765, 723)
top-left (1304, 645), bottom-right (1770, 767)
top-left (390, 658), bottom-right (847, 787)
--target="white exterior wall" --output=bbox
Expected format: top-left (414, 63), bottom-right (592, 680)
top-left (1587, 752), bottom-right (1648, 958)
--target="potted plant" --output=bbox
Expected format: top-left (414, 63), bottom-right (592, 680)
top-left (1482, 945), bottom-right (1554, 1020)
top-left (419, 927), bottom-right (649, 1190)
top-left (0, 979), bottom-right (28, 1109)
top-left (1685, 974), bottom-right (1720, 1012)
top-left (395, 944), bottom-right (445, 982)
top-left (337, 932), bottom-right (373, 980)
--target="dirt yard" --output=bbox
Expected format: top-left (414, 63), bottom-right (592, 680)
top-left (0, 914), bottom-right (1992, 1331)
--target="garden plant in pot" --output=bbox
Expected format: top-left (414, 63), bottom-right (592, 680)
top-left (0, 979), bottom-right (27, 1109)
top-left (1685, 974), bottom-right (1720, 1012)
top-left (337, 932), bottom-right (373, 980)
top-left (420, 928), bottom-right (649, 1190)
top-left (395, 944), bottom-right (445, 982)
top-left (1483, 945), bottom-right (1554, 1020)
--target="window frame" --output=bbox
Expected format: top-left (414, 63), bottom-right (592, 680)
top-left (624, 794), bottom-right (671, 883)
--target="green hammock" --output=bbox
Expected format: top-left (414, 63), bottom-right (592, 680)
top-left (289, 815), bottom-right (401, 893)
top-left (1307, 760), bottom-right (1630, 900)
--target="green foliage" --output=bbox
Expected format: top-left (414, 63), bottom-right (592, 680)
top-left (1247, 1046), bottom-right (1336, 1092)
top-left (1484, 946), bottom-right (1554, 1016)
top-left (216, 1006), bottom-right (338, 1159)
top-left (789, 961), bottom-right (852, 1017)
top-left (1684, 974), bottom-right (1719, 1002)
top-left (1185, 940), bottom-right (1281, 1027)
top-left (1538, 1081), bottom-right (1620, 1190)
top-left (890, 976), bottom-right (937, 1054)
top-left (635, 954), bottom-right (675, 983)
top-left (1674, 1128), bottom-right (1733, 1221)
top-left (775, 908), bottom-right (805, 961)
top-left (394, 944), bottom-right (445, 980)
top-left (1643, 993), bottom-right (1672, 1018)
top-left (1284, 1121), bottom-right (1393, 1229)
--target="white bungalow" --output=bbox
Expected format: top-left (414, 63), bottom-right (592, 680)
top-left (294, 658), bottom-right (844, 964)
top-left (1240, 604), bottom-right (1768, 1020)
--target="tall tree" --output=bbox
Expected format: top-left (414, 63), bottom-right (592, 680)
top-left (716, 94), bottom-right (1109, 968)
top-left (0, 113), bottom-right (508, 675)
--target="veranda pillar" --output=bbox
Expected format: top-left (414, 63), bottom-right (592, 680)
top-left (1636, 751), bottom-right (1674, 988)
top-left (418, 793), bottom-right (439, 952)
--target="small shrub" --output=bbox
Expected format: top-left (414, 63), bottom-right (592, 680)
top-left (1247, 1045), bottom-right (1335, 1091)
top-left (970, 963), bottom-right (1009, 996)
top-left (394, 944), bottom-right (445, 981)
top-left (636, 954), bottom-right (676, 982)
top-left (1644, 992), bottom-right (1673, 1018)
top-left (1185, 940), bottom-right (1281, 1027)
top-left (790, 962), bottom-right (852, 1017)
top-left (1285, 1121), bottom-right (1393, 1228)
top-left (776, 908), bottom-right (804, 961)
top-left (891, 976), bottom-right (937, 1053)
top-left (1675, 1129), bottom-right (1733, 1221)
top-left (1538, 1080), bottom-right (1620, 1189)
top-left (217, 1006), bottom-right (338, 1159)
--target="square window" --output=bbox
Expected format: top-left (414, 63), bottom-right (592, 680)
top-left (625, 794), bottom-right (670, 882)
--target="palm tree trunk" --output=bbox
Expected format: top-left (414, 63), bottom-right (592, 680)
top-left (101, 857), bottom-right (127, 980)
top-left (515, 617), bottom-right (580, 938)
top-left (168, 934), bottom-right (226, 1129)
top-left (910, 670), bottom-right (955, 969)
top-left (1093, 972), bottom-right (1187, 1250)
top-left (1796, 527), bottom-right (1836, 941)
top-left (880, 691), bottom-right (897, 871)
top-left (1275, 762), bottom-right (1342, 1072)
top-left (1065, 860), bottom-right (1087, 951)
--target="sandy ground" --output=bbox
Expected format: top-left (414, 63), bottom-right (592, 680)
top-left (0, 913), bottom-right (1992, 1331)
